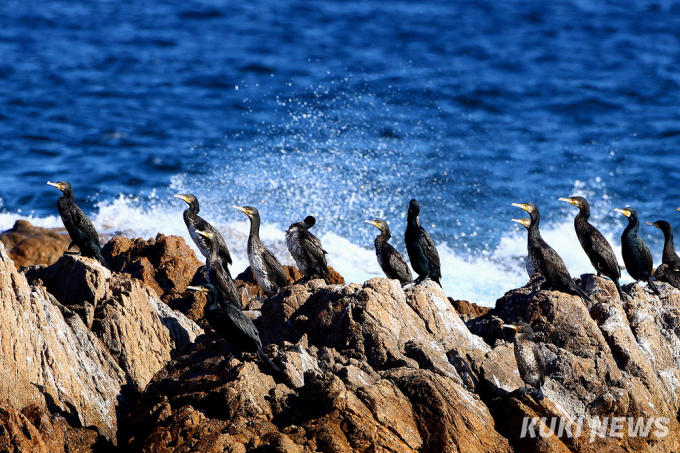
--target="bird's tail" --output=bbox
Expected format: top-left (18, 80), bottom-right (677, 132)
top-left (96, 251), bottom-right (111, 271)
top-left (433, 275), bottom-right (442, 287)
top-left (258, 349), bottom-right (280, 374)
top-left (647, 278), bottom-right (661, 296)
top-left (613, 278), bottom-right (626, 301)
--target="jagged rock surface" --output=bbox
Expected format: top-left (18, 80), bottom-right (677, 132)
top-left (127, 279), bottom-right (510, 453)
top-left (2, 225), bottom-right (680, 452)
top-left (0, 240), bottom-right (203, 449)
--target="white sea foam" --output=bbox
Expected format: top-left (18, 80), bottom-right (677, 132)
top-left (0, 192), bottom-right (646, 307)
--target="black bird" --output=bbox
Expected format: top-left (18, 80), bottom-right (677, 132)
top-left (504, 323), bottom-right (545, 400)
top-left (615, 207), bottom-right (660, 295)
top-left (187, 284), bottom-right (279, 373)
top-left (233, 205), bottom-right (287, 296)
top-left (47, 181), bottom-right (109, 269)
top-left (511, 217), bottom-right (540, 279)
top-left (559, 196), bottom-right (625, 301)
top-left (174, 194), bottom-right (233, 275)
top-left (365, 219), bottom-right (413, 284)
top-left (404, 199), bottom-right (442, 286)
top-left (512, 203), bottom-right (592, 303)
top-left (285, 216), bottom-right (330, 283)
top-left (196, 230), bottom-right (242, 309)
top-left (644, 220), bottom-right (680, 290)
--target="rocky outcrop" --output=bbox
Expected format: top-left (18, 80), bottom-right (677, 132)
top-left (471, 274), bottom-right (680, 452)
top-left (0, 239), bottom-right (203, 448)
top-left (0, 219), bottom-right (72, 266)
top-left (1, 225), bottom-right (680, 452)
top-left (126, 279), bottom-right (510, 452)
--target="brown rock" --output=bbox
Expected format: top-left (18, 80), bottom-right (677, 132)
top-left (24, 253), bottom-right (110, 327)
top-left (473, 273), bottom-right (680, 452)
top-left (127, 277), bottom-right (510, 453)
top-left (0, 242), bottom-right (129, 441)
top-left (0, 240), bottom-right (204, 446)
top-left (102, 234), bottom-right (203, 304)
top-left (0, 220), bottom-right (73, 267)
top-left (92, 275), bottom-right (204, 392)
top-left (450, 297), bottom-right (491, 321)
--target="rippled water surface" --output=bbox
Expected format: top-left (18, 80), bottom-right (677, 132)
top-left (2, 0), bottom-right (680, 304)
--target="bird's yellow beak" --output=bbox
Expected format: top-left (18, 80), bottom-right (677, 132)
top-left (174, 194), bottom-right (190, 203)
top-left (511, 203), bottom-right (529, 212)
top-left (644, 222), bottom-right (660, 229)
top-left (47, 181), bottom-right (62, 190)
top-left (614, 208), bottom-right (631, 218)
top-left (232, 205), bottom-right (249, 215)
top-left (511, 218), bottom-right (529, 227)
top-left (186, 285), bottom-right (209, 293)
top-left (503, 324), bottom-right (519, 331)
top-left (364, 220), bottom-right (379, 228)
top-left (558, 197), bottom-right (576, 206)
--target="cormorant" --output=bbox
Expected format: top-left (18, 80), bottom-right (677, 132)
top-left (559, 196), bottom-right (625, 301)
top-left (196, 230), bottom-right (242, 309)
top-left (644, 220), bottom-right (680, 289)
top-left (365, 219), bottom-right (413, 284)
top-left (233, 205), bottom-right (287, 296)
top-left (511, 218), bottom-right (540, 279)
top-left (174, 194), bottom-right (232, 275)
top-left (615, 207), bottom-right (660, 295)
top-left (285, 216), bottom-right (330, 283)
top-left (404, 199), bottom-right (442, 286)
top-left (47, 181), bottom-right (109, 269)
top-left (187, 284), bottom-right (279, 373)
top-left (504, 323), bottom-right (545, 400)
top-left (512, 203), bottom-right (592, 303)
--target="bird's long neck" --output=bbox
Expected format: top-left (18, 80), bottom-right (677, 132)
top-left (528, 211), bottom-right (542, 242)
top-left (377, 224), bottom-right (391, 243)
top-left (375, 231), bottom-right (390, 247)
top-left (189, 200), bottom-right (199, 215)
top-left (407, 214), bottom-right (421, 229)
top-left (575, 204), bottom-right (590, 222)
top-left (248, 215), bottom-right (262, 246)
top-left (662, 229), bottom-right (676, 263)
top-left (623, 216), bottom-right (639, 236)
top-left (205, 292), bottom-right (219, 312)
top-left (61, 189), bottom-right (75, 203)
top-left (516, 332), bottom-right (532, 343)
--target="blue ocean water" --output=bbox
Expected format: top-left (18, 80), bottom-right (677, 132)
top-left (2, 0), bottom-right (680, 305)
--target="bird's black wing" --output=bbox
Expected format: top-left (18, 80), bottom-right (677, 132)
top-left (418, 229), bottom-right (441, 272)
top-left (301, 230), bottom-right (328, 272)
top-left (532, 342), bottom-right (546, 388)
top-left (385, 245), bottom-right (412, 283)
top-left (584, 226), bottom-right (620, 278)
top-left (65, 204), bottom-right (100, 247)
top-left (262, 247), bottom-right (288, 289)
top-left (535, 239), bottom-right (571, 277)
